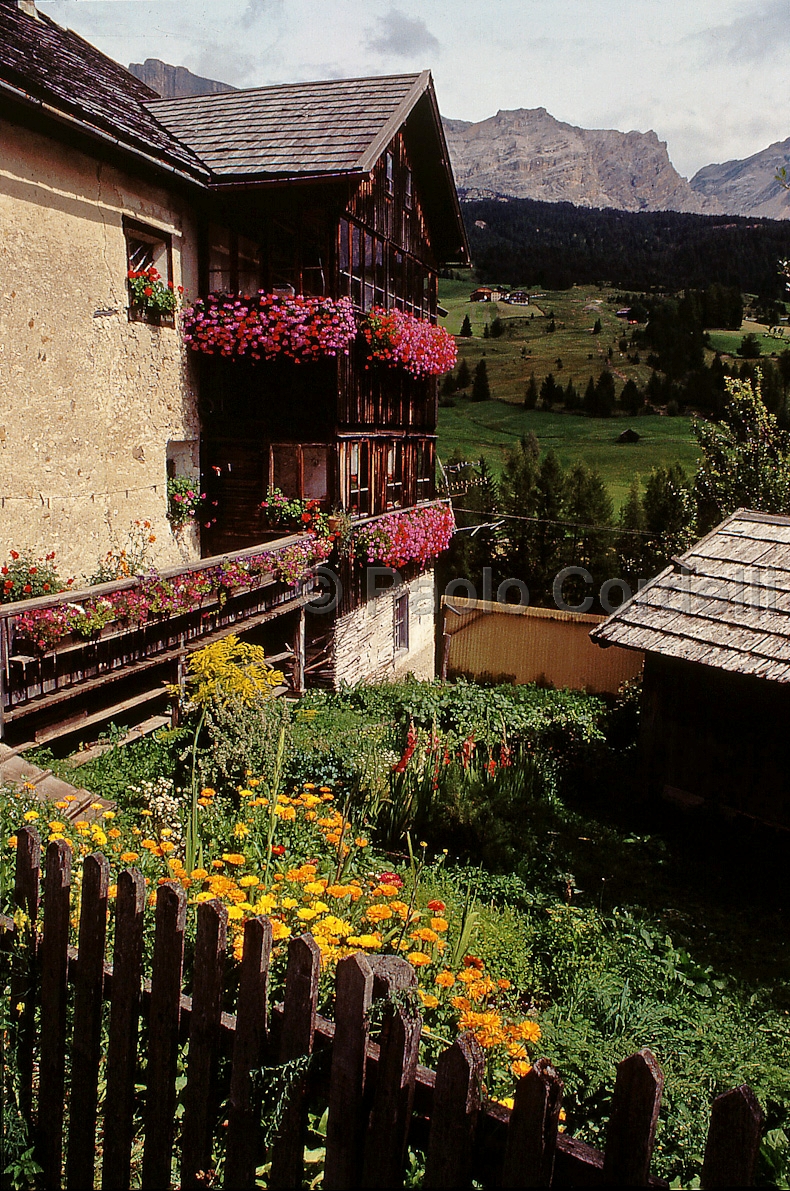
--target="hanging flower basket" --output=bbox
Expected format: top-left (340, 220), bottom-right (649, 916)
top-left (361, 307), bottom-right (457, 378)
top-left (353, 503), bottom-right (455, 568)
top-left (181, 293), bottom-right (357, 362)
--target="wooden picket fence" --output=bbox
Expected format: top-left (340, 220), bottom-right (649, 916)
top-left (2, 827), bottom-right (766, 1189)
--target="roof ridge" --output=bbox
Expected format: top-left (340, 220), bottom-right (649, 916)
top-left (146, 70), bottom-right (424, 110)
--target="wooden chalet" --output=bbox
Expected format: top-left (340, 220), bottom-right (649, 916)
top-left (148, 74), bottom-right (468, 553)
top-left (0, 0), bottom-right (469, 729)
top-left (591, 509), bottom-right (790, 829)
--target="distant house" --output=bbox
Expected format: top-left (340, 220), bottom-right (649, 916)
top-left (616, 308), bottom-right (631, 318)
top-left (591, 509), bottom-right (790, 829)
top-left (616, 428), bottom-right (640, 443)
top-left (505, 291), bottom-right (530, 305)
top-left (470, 287), bottom-right (493, 302)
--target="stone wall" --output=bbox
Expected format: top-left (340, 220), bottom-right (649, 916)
top-left (0, 118), bottom-right (201, 580)
top-left (332, 570), bottom-right (436, 686)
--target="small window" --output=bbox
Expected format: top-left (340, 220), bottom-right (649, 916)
top-left (124, 218), bottom-right (173, 323)
top-left (394, 591), bottom-right (409, 652)
top-left (416, 442), bottom-right (432, 502)
top-left (208, 224), bottom-right (232, 293)
top-left (348, 441), bottom-right (370, 514)
top-left (385, 150), bottom-right (394, 197)
top-left (386, 443), bottom-right (403, 509)
top-left (404, 167), bottom-right (413, 211)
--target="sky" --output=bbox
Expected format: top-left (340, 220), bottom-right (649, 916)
top-left (37, 0), bottom-right (790, 179)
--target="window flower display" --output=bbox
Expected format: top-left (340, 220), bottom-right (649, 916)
top-left (181, 293), bottom-right (357, 362)
top-left (128, 265), bottom-right (182, 318)
top-left (354, 502), bottom-right (455, 568)
top-left (361, 307), bottom-right (457, 378)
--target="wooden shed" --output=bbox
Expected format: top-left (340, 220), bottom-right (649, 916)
top-left (591, 509), bottom-right (790, 828)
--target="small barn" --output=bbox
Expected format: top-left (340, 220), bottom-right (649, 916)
top-left (591, 509), bottom-right (790, 829)
top-left (616, 428), bottom-right (640, 444)
top-left (470, 287), bottom-right (493, 302)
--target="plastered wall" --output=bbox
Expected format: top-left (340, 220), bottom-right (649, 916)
top-left (0, 118), bottom-right (201, 579)
top-left (332, 570), bottom-right (436, 686)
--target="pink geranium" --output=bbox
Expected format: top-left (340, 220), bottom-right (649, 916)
top-left (181, 293), bottom-right (357, 362)
top-left (354, 502), bottom-right (455, 567)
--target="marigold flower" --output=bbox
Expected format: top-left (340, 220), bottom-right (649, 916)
top-left (222, 853), bottom-right (246, 866)
top-left (435, 971), bottom-right (455, 988)
top-left (407, 951), bottom-right (431, 967)
top-left (450, 995), bottom-right (471, 1012)
top-left (427, 899), bottom-right (445, 912)
top-left (367, 904), bottom-right (393, 923)
top-left (23, 811), bottom-right (39, 822)
top-left (239, 874), bottom-right (258, 887)
top-left (430, 917), bottom-right (448, 932)
top-left (347, 933), bottom-right (381, 950)
top-left (120, 851), bottom-right (139, 864)
top-left (190, 868), bottom-right (209, 880)
top-left (8, 835), bottom-right (18, 849)
top-left (271, 921), bottom-right (290, 941)
top-left (418, 991), bottom-right (440, 1009)
top-left (512, 1060), bottom-right (532, 1079)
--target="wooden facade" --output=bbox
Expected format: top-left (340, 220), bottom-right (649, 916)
top-left (193, 119), bottom-right (454, 555)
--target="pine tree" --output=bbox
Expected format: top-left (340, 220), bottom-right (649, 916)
top-left (456, 358), bottom-right (471, 389)
top-left (582, 375), bottom-right (597, 415)
top-left (499, 435), bottom-right (540, 586)
top-left (563, 462), bottom-right (614, 602)
top-left (616, 477), bottom-right (648, 586)
top-left (524, 372), bottom-right (538, 409)
top-left (539, 372), bottom-right (560, 410)
top-left (460, 314), bottom-right (473, 338)
top-left (592, 318), bottom-right (602, 335)
top-left (620, 378), bottom-right (643, 416)
top-left (490, 317), bottom-right (504, 338)
top-left (482, 322), bottom-right (490, 339)
top-left (593, 370), bottom-right (616, 417)
top-left (563, 379), bottom-right (579, 410)
top-left (471, 359), bottom-right (491, 402)
top-left (440, 371), bottom-right (457, 397)
top-left (532, 450), bottom-right (567, 600)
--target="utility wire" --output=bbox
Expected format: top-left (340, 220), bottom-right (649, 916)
top-left (451, 505), bottom-right (665, 538)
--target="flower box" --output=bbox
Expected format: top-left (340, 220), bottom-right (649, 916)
top-left (181, 292), bottom-right (357, 362)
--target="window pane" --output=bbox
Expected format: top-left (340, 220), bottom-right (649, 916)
top-left (238, 234), bottom-right (260, 296)
top-left (272, 444), bottom-right (300, 495)
top-left (351, 224), bottom-right (362, 308)
top-left (208, 224), bottom-right (232, 293)
top-left (303, 446), bottom-right (329, 502)
top-left (394, 591), bottom-right (409, 651)
top-left (339, 218), bottom-right (350, 296)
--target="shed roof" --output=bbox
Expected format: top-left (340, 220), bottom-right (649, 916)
top-left (0, 1), bottom-right (208, 182)
top-left (591, 509), bottom-right (790, 683)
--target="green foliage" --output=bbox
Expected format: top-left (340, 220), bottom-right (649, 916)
top-left (694, 375), bottom-right (790, 530)
top-left (471, 358), bottom-right (491, 402)
top-left (459, 314), bottom-right (473, 338)
top-left (0, 549), bottom-right (71, 604)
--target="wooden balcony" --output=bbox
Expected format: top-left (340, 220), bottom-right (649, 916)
top-left (0, 535), bottom-right (319, 745)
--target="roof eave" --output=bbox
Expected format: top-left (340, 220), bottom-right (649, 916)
top-left (0, 76), bottom-right (210, 187)
top-left (207, 168), bottom-right (365, 191)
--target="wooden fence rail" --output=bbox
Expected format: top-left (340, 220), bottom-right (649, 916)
top-left (1, 828), bottom-right (767, 1189)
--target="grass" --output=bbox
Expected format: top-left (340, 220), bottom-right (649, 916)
top-left (437, 281), bottom-right (700, 508)
top-left (706, 320), bottom-right (789, 358)
top-left (438, 401), bottom-right (700, 509)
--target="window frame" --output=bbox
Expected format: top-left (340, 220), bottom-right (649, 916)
top-left (394, 590), bottom-right (409, 653)
top-left (123, 217), bottom-right (174, 325)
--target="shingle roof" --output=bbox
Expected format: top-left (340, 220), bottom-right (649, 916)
top-left (0, 2), bottom-right (208, 181)
top-left (146, 73), bottom-right (427, 178)
top-left (591, 509), bottom-right (790, 683)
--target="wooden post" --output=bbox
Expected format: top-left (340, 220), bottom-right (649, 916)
top-left (66, 852), bottom-right (110, 1191)
top-left (324, 953), bottom-right (375, 1189)
top-left (224, 916), bottom-right (273, 1191)
top-left (361, 977), bottom-right (422, 1189)
top-left (501, 1058), bottom-right (564, 1188)
top-left (268, 934), bottom-right (321, 1190)
top-left (424, 1031), bottom-right (484, 1189)
top-left (701, 1085), bottom-right (764, 1188)
top-left (37, 838), bottom-right (72, 1189)
top-left (11, 826), bottom-right (41, 1125)
top-left (294, 606), bottom-right (306, 694)
top-left (602, 1048), bottom-right (664, 1186)
top-left (141, 881), bottom-right (187, 1191)
top-left (102, 868), bottom-right (147, 1191)
top-left (181, 899), bottom-right (228, 1189)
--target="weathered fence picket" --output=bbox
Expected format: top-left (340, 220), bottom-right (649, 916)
top-left (66, 852), bottom-right (110, 1190)
top-left (324, 952), bottom-right (375, 1190)
top-left (502, 1057), bottom-right (564, 1189)
top-left (424, 1031), bottom-right (483, 1189)
top-left (181, 899), bottom-right (228, 1189)
top-left (37, 839), bottom-right (72, 1188)
top-left (268, 934), bottom-right (321, 1190)
top-left (224, 915), bottom-right (273, 1191)
top-left (0, 829), bottom-right (770, 1189)
top-left (102, 867), bottom-right (147, 1191)
top-left (11, 823), bottom-right (40, 1125)
top-left (142, 881), bottom-right (187, 1191)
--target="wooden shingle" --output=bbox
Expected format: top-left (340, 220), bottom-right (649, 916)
top-left (591, 510), bottom-right (790, 682)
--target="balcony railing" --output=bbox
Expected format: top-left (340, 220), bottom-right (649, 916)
top-left (0, 534), bottom-right (321, 743)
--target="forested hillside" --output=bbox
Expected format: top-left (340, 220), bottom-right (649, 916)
top-left (464, 198), bottom-right (790, 294)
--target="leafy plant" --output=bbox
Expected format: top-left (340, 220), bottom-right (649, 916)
top-left (127, 264), bottom-right (181, 316)
top-left (1, 549), bottom-right (73, 603)
top-left (167, 477), bottom-right (205, 529)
